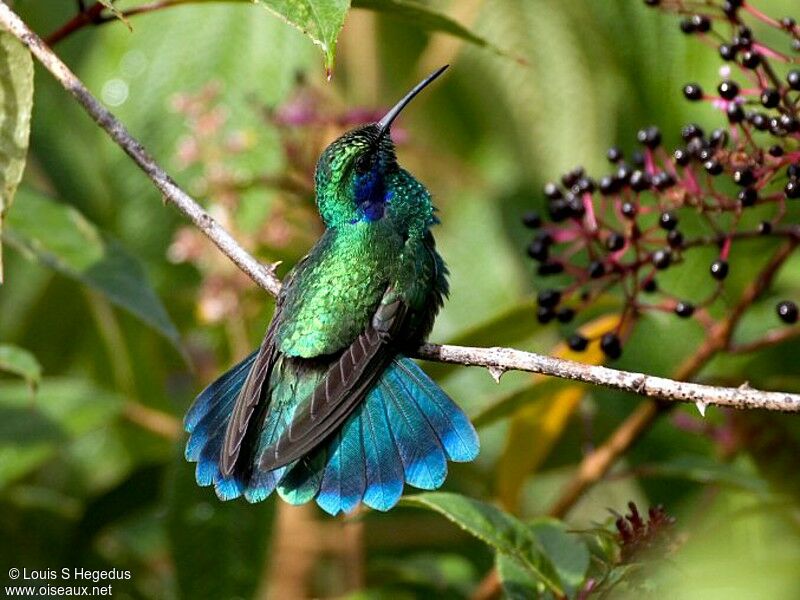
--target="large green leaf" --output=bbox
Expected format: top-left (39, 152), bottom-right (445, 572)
top-left (3, 188), bottom-right (181, 347)
top-left (256, 0), bottom-right (351, 72)
top-left (353, 0), bottom-right (515, 60)
top-left (0, 344), bottom-right (41, 392)
top-left (0, 30), bottom-right (34, 283)
top-left (401, 492), bottom-right (563, 595)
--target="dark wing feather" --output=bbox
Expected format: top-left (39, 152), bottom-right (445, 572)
top-left (259, 292), bottom-right (407, 470)
top-left (219, 320), bottom-right (279, 477)
top-left (218, 258), bottom-right (311, 477)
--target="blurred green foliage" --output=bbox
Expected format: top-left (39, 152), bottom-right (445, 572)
top-left (1, 1), bottom-right (799, 598)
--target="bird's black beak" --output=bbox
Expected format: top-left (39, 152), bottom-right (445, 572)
top-left (376, 65), bottom-right (449, 138)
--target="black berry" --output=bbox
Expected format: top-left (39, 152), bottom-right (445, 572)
top-left (556, 307), bottom-right (576, 323)
top-left (788, 70), bottom-right (800, 91)
top-left (737, 187), bottom-right (758, 207)
top-left (683, 83), bottom-right (703, 101)
top-left (674, 301), bottom-right (695, 318)
top-left (717, 79), bottom-right (739, 100)
top-left (543, 182), bottom-right (562, 200)
top-left (600, 333), bottom-right (623, 359)
top-left (538, 289), bottom-right (561, 308)
top-left (588, 260), bottom-right (606, 279)
top-left (567, 333), bottom-right (589, 352)
top-left (537, 306), bottom-right (555, 324)
top-left (607, 146), bottom-right (623, 163)
top-left (667, 229), bottom-right (684, 248)
top-left (777, 300), bottom-right (799, 324)
top-left (761, 88), bottom-right (780, 108)
top-left (710, 259), bottom-right (729, 280)
top-left (606, 232), bottom-right (626, 252)
top-left (732, 167), bottom-right (754, 186)
top-left (785, 180), bottom-right (800, 199)
top-left (719, 43), bottom-right (737, 61)
top-left (741, 50), bottom-right (761, 68)
top-left (652, 249), bottom-right (672, 270)
top-left (704, 159), bottom-right (723, 175)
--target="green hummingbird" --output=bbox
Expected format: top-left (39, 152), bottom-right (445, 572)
top-left (184, 66), bottom-right (479, 515)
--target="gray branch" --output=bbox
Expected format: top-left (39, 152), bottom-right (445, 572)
top-left (3, 2), bottom-right (799, 414)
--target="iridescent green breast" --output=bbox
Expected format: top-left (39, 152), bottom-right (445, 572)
top-left (276, 221), bottom-right (404, 358)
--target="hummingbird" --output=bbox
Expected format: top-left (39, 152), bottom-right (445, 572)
top-left (184, 66), bottom-right (479, 516)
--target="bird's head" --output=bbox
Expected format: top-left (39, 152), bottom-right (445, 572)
top-left (314, 66), bottom-right (447, 228)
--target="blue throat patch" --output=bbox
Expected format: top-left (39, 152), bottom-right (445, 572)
top-left (354, 168), bottom-right (388, 222)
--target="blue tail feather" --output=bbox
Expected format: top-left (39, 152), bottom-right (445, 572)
top-left (184, 350), bottom-right (479, 513)
top-left (360, 388), bottom-right (404, 511)
top-left (185, 352), bottom-right (258, 462)
top-left (185, 351), bottom-right (257, 432)
top-left (382, 365), bottom-right (448, 490)
top-left (393, 357), bottom-right (480, 462)
top-left (316, 416), bottom-right (367, 515)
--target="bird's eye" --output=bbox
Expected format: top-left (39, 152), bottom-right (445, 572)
top-left (354, 153), bottom-right (373, 175)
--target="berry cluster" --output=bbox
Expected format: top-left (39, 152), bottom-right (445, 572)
top-left (523, 0), bottom-right (800, 359)
top-left (614, 502), bottom-right (677, 563)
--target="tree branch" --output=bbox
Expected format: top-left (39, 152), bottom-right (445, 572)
top-left (3, 2), bottom-right (799, 418)
top-left (416, 343), bottom-right (800, 412)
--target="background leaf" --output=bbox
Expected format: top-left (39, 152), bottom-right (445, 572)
top-left (528, 518), bottom-right (589, 598)
top-left (0, 30), bottom-right (33, 282)
top-left (3, 188), bottom-right (181, 348)
top-left (401, 492), bottom-right (563, 595)
top-left (0, 343), bottom-right (41, 391)
top-left (167, 448), bottom-right (276, 599)
top-left (352, 0), bottom-right (517, 61)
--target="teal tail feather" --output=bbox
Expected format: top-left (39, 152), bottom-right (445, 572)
top-left (184, 354), bottom-right (479, 515)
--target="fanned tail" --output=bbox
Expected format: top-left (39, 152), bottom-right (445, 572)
top-left (312, 355), bottom-right (479, 515)
top-left (183, 354), bottom-right (479, 515)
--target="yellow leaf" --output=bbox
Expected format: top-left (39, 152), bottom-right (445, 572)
top-left (495, 314), bottom-right (621, 513)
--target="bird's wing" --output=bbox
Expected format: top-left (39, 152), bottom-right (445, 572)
top-left (219, 258), bottom-right (309, 478)
top-left (219, 319), bottom-right (279, 477)
top-left (259, 290), bottom-right (408, 470)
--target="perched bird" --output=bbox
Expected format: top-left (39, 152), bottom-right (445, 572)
top-left (184, 66), bottom-right (479, 516)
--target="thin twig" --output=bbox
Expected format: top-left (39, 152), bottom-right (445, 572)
top-left (3, 3), bottom-right (799, 418)
top-left (46, 0), bottom-right (179, 46)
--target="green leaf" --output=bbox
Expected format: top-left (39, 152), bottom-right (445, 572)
top-left (352, 0), bottom-right (517, 61)
top-left (529, 518), bottom-right (590, 598)
top-left (0, 344), bottom-right (41, 392)
top-left (3, 188), bottom-right (181, 348)
top-left (401, 492), bottom-right (563, 595)
top-left (257, 0), bottom-right (351, 73)
top-left (496, 553), bottom-right (546, 600)
top-left (0, 30), bottom-right (34, 283)
top-left (0, 377), bottom-right (123, 488)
